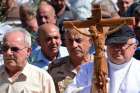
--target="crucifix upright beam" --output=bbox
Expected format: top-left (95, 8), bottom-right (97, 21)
top-left (64, 4), bottom-right (135, 93)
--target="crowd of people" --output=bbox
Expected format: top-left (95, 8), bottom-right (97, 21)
top-left (0, 0), bottom-right (140, 93)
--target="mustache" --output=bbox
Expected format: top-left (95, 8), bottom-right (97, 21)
top-left (50, 46), bottom-right (57, 48)
top-left (72, 48), bottom-right (82, 52)
top-left (4, 57), bottom-right (16, 61)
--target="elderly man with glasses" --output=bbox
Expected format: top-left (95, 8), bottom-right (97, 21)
top-left (0, 27), bottom-right (56, 93)
top-left (65, 25), bottom-right (140, 93)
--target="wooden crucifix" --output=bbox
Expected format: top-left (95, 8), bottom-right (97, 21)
top-left (63, 4), bottom-right (135, 93)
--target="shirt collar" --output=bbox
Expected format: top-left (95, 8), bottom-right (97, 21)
top-left (108, 58), bottom-right (132, 70)
top-left (37, 48), bottom-right (63, 63)
top-left (37, 50), bottom-right (51, 64)
top-left (0, 62), bottom-right (29, 81)
top-left (21, 62), bottom-right (30, 77)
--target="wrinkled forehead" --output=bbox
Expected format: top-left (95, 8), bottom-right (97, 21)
top-left (66, 28), bottom-right (90, 39)
top-left (39, 28), bottom-right (60, 39)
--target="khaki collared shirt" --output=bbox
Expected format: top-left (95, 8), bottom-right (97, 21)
top-left (0, 63), bottom-right (56, 93)
top-left (48, 55), bottom-right (94, 93)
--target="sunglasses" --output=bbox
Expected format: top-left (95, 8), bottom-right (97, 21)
top-left (2, 46), bottom-right (27, 53)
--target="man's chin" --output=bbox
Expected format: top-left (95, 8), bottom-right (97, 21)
top-left (51, 48), bottom-right (58, 52)
top-left (5, 62), bottom-right (17, 68)
top-left (113, 57), bottom-right (123, 60)
top-left (72, 52), bottom-right (83, 58)
top-left (4, 60), bottom-right (15, 64)
top-left (112, 58), bottom-right (125, 64)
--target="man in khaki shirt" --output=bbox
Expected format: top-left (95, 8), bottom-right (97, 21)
top-left (48, 27), bottom-right (94, 93)
top-left (0, 27), bottom-right (56, 93)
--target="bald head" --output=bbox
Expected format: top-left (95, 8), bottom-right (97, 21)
top-left (36, 2), bottom-right (56, 25)
top-left (38, 23), bottom-right (60, 36)
top-left (38, 24), bottom-right (62, 59)
top-left (38, 23), bottom-right (61, 45)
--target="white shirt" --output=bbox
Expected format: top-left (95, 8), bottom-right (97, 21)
top-left (16, 0), bottom-right (33, 5)
top-left (109, 60), bottom-right (132, 93)
top-left (65, 57), bottom-right (140, 93)
top-left (68, 0), bottom-right (93, 19)
top-left (0, 63), bottom-right (56, 93)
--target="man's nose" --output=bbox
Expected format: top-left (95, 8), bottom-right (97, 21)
top-left (42, 17), bottom-right (47, 24)
top-left (51, 38), bottom-right (56, 44)
top-left (5, 48), bottom-right (13, 55)
top-left (72, 41), bottom-right (78, 47)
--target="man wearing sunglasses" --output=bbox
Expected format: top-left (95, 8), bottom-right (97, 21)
top-left (65, 25), bottom-right (140, 93)
top-left (0, 27), bottom-right (56, 93)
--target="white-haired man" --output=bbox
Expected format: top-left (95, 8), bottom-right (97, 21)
top-left (0, 27), bottom-right (56, 93)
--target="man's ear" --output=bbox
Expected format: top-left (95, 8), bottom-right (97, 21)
top-left (134, 44), bottom-right (138, 50)
top-left (27, 48), bottom-right (32, 57)
top-left (60, 39), bottom-right (62, 45)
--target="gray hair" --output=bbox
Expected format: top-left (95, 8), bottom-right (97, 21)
top-left (4, 27), bottom-right (31, 47)
top-left (132, 37), bottom-right (139, 45)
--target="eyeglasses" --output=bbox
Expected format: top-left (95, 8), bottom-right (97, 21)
top-left (108, 43), bottom-right (136, 50)
top-left (123, 43), bottom-right (136, 49)
top-left (2, 46), bottom-right (27, 53)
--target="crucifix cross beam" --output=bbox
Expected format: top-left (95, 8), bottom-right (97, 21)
top-left (64, 4), bottom-right (134, 29)
top-left (63, 4), bottom-right (135, 93)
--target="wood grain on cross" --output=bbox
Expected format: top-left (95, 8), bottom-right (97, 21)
top-left (63, 4), bottom-right (135, 93)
